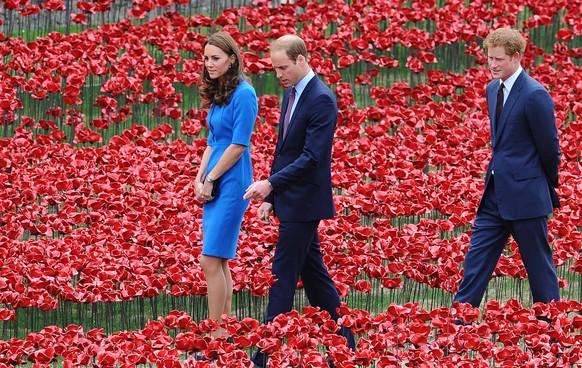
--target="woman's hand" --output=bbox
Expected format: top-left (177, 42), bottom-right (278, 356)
top-left (195, 177), bottom-right (214, 202)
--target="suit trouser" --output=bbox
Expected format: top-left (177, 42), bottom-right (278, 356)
top-left (252, 220), bottom-right (355, 367)
top-left (453, 176), bottom-right (560, 308)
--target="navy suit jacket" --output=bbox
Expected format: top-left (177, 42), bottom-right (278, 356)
top-left (484, 70), bottom-right (560, 220)
top-left (265, 75), bottom-right (336, 222)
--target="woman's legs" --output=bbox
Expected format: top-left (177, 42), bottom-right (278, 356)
top-left (222, 260), bottom-right (233, 316)
top-left (200, 255), bottom-right (232, 337)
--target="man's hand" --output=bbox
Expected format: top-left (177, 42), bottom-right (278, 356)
top-left (243, 179), bottom-right (272, 201)
top-left (257, 202), bottom-right (273, 224)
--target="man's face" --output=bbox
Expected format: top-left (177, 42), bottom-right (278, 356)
top-left (487, 46), bottom-right (520, 81)
top-left (270, 49), bottom-right (304, 88)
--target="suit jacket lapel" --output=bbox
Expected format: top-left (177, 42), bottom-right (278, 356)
top-left (488, 86), bottom-right (497, 142)
top-left (493, 71), bottom-right (525, 146)
top-left (278, 76), bottom-right (319, 150)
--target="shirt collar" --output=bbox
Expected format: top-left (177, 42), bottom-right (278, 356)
top-left (501, 65), bottom-right (522, 94)
top-left (293, 69), bottom-right (315, 96)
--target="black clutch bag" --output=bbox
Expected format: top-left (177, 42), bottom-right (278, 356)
top-left (206, 177), bottom-right (220, 198)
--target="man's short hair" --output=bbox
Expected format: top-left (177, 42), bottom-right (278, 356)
top-left (483, 28), bottom-right (527, 57)
top-left (271, 35), bottom-right (308, 62)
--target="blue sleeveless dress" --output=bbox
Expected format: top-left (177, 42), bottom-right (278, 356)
top-left (202, 80), bottom-right (257, 259)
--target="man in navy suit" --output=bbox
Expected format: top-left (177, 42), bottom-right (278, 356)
top-left (453, 28), bottom-right (561, 313)
top-left (244, 34), bottom-right (355, 366)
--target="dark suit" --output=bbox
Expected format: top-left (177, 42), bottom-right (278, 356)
top-left (252, 75), bottom-right (355, 367)
top-left (453, 70), bottom-right (561, 308)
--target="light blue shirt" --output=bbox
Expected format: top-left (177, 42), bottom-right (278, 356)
top-left (500, 65), bottom-right (522, 105)
top-left (289, 69), bottom-right (315, 120)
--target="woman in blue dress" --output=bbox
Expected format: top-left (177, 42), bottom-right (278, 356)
top-left (195, 32), bottom-right (258, 337)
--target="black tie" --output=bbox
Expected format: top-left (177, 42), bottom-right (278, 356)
top-left (495, 82), bottom-right (504, 126)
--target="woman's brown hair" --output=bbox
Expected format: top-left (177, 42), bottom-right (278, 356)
top-left (199, 32), bottom-right (249, 107)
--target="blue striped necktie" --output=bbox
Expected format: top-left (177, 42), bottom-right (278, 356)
top-left (282, 87), bottom-right (296, 136)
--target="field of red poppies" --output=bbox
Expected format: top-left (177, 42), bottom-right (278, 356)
top-left (0, 0), bottom-right (581, 366)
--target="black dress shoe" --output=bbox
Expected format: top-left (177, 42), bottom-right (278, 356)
top-left (251, 350), bottom-right (266, 368)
